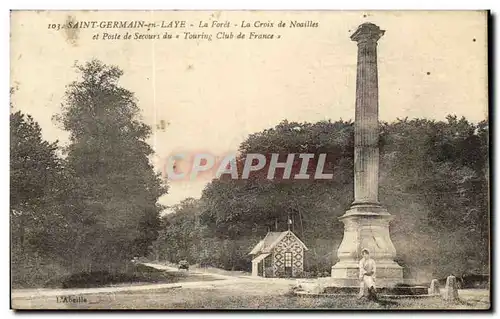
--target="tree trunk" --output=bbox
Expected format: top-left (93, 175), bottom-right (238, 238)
top-left (18, 213), bottom-right (26, 255)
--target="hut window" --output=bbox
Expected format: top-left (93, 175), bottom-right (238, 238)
top-left (285, 252), bottom-right (292, 267)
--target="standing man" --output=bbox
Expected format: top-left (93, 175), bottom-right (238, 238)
top-left (358, 248), bottom-right (377, 300)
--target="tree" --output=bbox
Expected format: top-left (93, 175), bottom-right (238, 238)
top-left (10, 108), bottom-right (68, 286)
top-left (380, 116), bottom-right (489, 276)
top-left (56, 59), bottom-right (167, 272)
top-left (189, 120), bottom-right (354, 271)
top-left (196, 117), bottom-right (489, 277)
top-left (201, 120), bottom-right (353, 240)
top-left (154, 198), bottom-right (203, 262)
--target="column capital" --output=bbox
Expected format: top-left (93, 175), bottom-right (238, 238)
top-left (351, 22), bottom-right (385, 44)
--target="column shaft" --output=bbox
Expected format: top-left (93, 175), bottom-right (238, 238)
top-left (353, 39), bottom-right (380, 205)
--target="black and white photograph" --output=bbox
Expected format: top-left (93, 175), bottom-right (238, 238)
top-left (9, 10), bottom-right (490, 310)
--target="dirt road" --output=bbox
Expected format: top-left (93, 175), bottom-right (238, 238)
top-left (141, 262), bottom-right (248, 280)
top-left (11, 262), bottom-right (264, 300)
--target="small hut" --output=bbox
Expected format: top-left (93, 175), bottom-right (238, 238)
top-left (249, 230), bottom-right (308, 278)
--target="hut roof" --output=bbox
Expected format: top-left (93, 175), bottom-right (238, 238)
top-left (249, 230), bottom-right (308, 255)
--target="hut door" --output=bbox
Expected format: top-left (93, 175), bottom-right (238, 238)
top-left (284, 252), bottom-right (293, 277)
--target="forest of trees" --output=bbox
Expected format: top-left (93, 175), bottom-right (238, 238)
top-left (10, 60), bottom-right (167, 287)
top-left (154, 118), bottom-right (489, 281)
top-left (10, 59), bottom-right (489, 287)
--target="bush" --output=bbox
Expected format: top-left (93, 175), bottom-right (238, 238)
top-left (58, 264), bottom-right (183, 288)
top-left (461, 274), bottom-right (489, 289)
top-left (199, 261), bottom-right (213, 268)
top-left (61, 271), bottom-right (129, 288)
top-left (11, 259), bottom-right (69, 289)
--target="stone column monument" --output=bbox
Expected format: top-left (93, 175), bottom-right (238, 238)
top-left (331, 23), bottom-right (403, 287)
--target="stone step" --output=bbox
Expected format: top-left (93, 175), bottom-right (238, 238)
top-left (323, 285), bottom-right (428, 295)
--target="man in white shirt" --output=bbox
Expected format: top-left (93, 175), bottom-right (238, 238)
top-left (358, 248), bottom-right (377, 300)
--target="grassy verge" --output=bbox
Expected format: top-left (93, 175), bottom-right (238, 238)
top-left (44, 263), bottom-right (188, 289)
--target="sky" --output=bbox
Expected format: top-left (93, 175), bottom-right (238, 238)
top-left (10, 10), bottom-right (488, 209)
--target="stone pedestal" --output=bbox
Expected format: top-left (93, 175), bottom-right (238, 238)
top-left (331, 204), bottom-right (403, 287)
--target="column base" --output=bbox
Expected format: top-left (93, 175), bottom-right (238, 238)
top-left (331, 204), bottom-right (403, 287)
